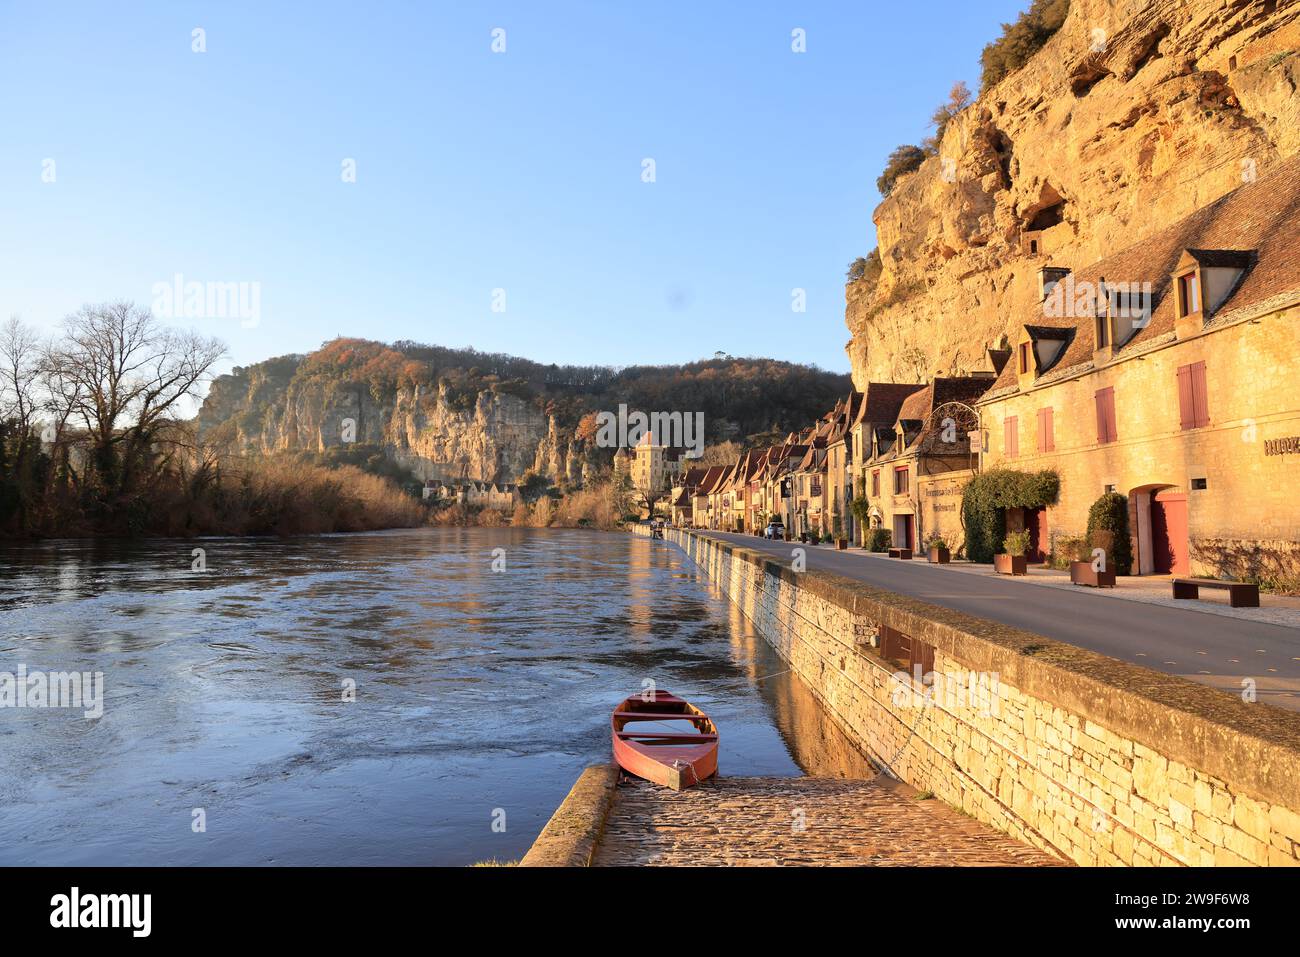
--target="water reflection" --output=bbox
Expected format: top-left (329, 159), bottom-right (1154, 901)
top-left (0, 528), bottom-right (871, 866)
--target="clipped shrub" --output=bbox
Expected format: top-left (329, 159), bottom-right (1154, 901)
top-left (1086, 492), bottom-right (1132, 575)
top-left (868, 528), bottom-right (893, 552)
top-left (961, 468), bottom-right (1060, 563)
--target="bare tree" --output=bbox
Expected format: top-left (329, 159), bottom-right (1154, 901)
top-left (45, 302), bottom-right (225, 498)
top-left (0, 316), bottom-right (41, 441)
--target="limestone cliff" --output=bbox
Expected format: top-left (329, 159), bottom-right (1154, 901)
top-left (197, 341), bottom-right (853, 485)
top-left (200, 361), bottom-right (590, 484)
top-left (847, 0), bottom-right (1300, 385)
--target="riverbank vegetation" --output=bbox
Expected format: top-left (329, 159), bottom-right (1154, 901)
top-left (0, 307), bottom-right (424, 538)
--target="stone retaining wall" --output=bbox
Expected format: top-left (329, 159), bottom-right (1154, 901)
top-left (634, 525), bottom-right (1300, 866)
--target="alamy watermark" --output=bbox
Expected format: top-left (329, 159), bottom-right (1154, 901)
top-left (594, 404), bottom-right (704, 458)
top-left (1043, 275), bottom-right (1152, 324)
top-left (151, 273), bottom-right (261, 329)
top-left (0, 664), bottom-right (104, 719)
top-left (890, 666), bottom-right (1002, 717)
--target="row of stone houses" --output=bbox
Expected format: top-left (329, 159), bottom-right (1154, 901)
top-left (422, 480), bottom-right (521, 510)
top-left (666, 153), bottom-right (1300, 580)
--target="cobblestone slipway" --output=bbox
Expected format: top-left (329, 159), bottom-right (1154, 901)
top-left (593, 776), bottom-right (1062, 867)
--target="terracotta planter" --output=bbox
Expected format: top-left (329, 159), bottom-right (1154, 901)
top-left (928, 546), bottom-right (950, 564)
top-left (836, 538), bottom-right (848, 550)
top-left (994, 553), bottom-right (1027, 576)
top-left (1070, 560), bottom-right (1115, 588)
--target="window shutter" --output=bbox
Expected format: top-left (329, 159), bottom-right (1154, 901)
top-left (1038, 407), bottom-right (1054, 452)
top-left (1177, 365), bottom-right (1194, 430)
top-left (1191, 362), bottom-right (1209, 427)
top-left (1095, 388), bottom-right (1116, 444)
top-left (1005, 416), bottom-right (1018, 458)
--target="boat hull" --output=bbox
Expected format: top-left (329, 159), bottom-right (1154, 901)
top-left (611, 691), bottom-right (718, 790)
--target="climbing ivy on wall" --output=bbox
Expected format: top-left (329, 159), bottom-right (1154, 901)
top-left (961, 469), bottom-right (1061, 563)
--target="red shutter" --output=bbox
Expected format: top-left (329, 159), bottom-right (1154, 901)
top-left (1176, 365), bottom-right (1194, 430)
top-left (1005, 416), bottom-right (1018, 458)
top-left (1095, 388), bottom-right (1116, 444)
top-left (1191, 361), bottom-right (1209, 427)
top-left (1037, 407), bottom-right (1054, 452)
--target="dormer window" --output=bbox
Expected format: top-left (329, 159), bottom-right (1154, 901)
top-left (1019, 325), bottom-right (1073, 383)
top-left (1177, 271), bottom-right (1201, 318)
top-left (1173, 249), bottom-right (1252, 338)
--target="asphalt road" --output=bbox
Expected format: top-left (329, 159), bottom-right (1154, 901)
top-left (706, 531), bottom-right (1300, 712)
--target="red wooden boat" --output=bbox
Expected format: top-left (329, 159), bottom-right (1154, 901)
top-left (611, 690), bottom-right (718, 790)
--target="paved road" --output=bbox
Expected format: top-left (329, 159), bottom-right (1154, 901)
top-left (708, 532), bottom-right (1300, 712)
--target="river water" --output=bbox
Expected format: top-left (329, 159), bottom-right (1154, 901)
top-left (0, 527), bottom-right (872, 865)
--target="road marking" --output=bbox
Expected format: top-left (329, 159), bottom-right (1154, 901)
top-left (917, 594), bottom-right (1015, 600)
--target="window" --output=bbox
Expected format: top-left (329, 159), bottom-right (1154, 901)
top-left (1018, 342), bottom-right (1031, 374)
top-left (1004, 416), bottom-right (1019, 458)
top-left (1094, 313), bottom-right (1110, 349)
top-left (1191, 477), bottom-right (1208, 491)
top-left (1177, 361), bottom-right (1209, 429)
top-left (1036, 407), bottom-right (1055, 453)
top-left (1177, 272), bottom-right (1201, 317)
top-left (871, 470), bottom-right (880, 497)
top-left (1095, 387), bottom-right (1117, 444)
top-left (893, 467), bottom-right (909, 495)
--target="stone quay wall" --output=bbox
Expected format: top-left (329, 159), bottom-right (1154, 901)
top-left (632, 524), bottom-right (1300, 866)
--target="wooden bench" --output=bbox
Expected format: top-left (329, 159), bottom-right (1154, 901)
top-left (1171, 578), bottom-right (1259, 608)
top-left (888, 547), bottom-right (912, 560)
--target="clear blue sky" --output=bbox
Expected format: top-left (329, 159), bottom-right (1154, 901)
top-left (0, 1), bottom-right (1029, 376)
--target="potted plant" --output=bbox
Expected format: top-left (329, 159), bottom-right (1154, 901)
top-left (995, 529), bottom-right (1030, 575)
top-left (833, 517), bottom-right (847, 550)
top-left (925, 532), bottom-right (951, 564)
top-left (1070, 530), bottom-right (1117, 587)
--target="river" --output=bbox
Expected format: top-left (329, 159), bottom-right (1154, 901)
top-left (0, 527), bottom-right (872, 865)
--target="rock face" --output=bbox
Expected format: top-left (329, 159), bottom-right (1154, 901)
top-left (200, 363), bottom-right (590, 484)
top-left (846, 0), bottom-right (1300, 385)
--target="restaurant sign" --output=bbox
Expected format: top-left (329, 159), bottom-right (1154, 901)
top-left (1265, 436), bottom-right (1300, 456)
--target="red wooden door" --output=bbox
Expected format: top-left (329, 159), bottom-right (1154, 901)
top-left (1026, 506), bottom-right (1049, 563)
top-left (1150, 492), bottom-right (1189, 575)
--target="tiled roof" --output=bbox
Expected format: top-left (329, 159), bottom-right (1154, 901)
top-left (989, 152), bottom-right (1300, 396)
top-left (853, 382), bottom-right (927, 428)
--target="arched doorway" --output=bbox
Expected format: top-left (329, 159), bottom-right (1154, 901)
top-left (1130, 483), bottom-right (1189, 576)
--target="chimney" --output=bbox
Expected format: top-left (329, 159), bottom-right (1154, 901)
top-left (1039, 266), bottom-right (1071, 301)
